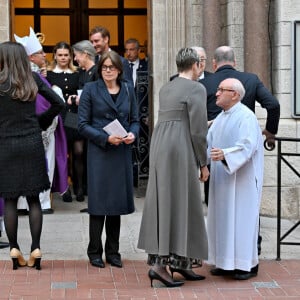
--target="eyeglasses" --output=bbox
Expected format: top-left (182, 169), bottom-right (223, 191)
top-left (217, 87), bottom-right (236, 93)
top-left (101, 65), bottom-right (117, 71)
top-left (200, 58), bottom-right (207, 62)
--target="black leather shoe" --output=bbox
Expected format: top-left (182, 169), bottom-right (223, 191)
top-left (62, 189), bottom-right (72, 202)
top-left (210, 268), bottom-right (235, 276)
top-left (106, 256), bottom-right (122, 268)
top-left (42, 208), bottom-right (54, 214)
top-left (90, 258), bottom-right (105, 268)
top-left (0, 241), bottom-right (9, 249)
top-left (234, 270), bottom-right (257, 280)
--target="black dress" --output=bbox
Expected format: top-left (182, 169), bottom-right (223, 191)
top-left (47, 70), bottom-right (80, 141)
top-left (0, 73), bottom-right (65, 199)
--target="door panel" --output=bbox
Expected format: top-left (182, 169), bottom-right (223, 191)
top-left (13, 0), bottom-right (147, 57)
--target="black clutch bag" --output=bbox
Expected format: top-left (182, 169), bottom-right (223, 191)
top-left (64, 110), bottom-right (78, 129)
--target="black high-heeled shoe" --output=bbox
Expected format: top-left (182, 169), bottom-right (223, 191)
top-left (148, 269), bottom-right (184, 288)
top-left (27, 248), bottom-right (42, 270)
top-left (10, 248), bottom-right (27, 270)
top-left (169, 267), bottom-right (205, 281)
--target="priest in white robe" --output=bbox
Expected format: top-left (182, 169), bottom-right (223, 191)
top-left (206, 78), bottom-right (264, 280)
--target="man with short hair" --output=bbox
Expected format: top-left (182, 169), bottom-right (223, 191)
top-left (170, 46), bottom-right (210, 81)
top-left (207, 78), bottom-right (264, 280)
top-left (201, 46), bottom-right (280, 143)
top-left (125, 38), bottom-right (148, 87)
top-left (89, 26), bottom-right (133, 84)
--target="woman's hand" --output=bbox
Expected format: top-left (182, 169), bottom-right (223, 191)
top-left (108, 135), bottom-right (123, 146)
top-left (199, 166), bottom-right (209, 182)
top-left (122, 132), bottom-right (135, 144)
top-left (67, 95), bottom-right (80, 106)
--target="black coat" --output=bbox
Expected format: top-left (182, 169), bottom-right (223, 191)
top-left (78, 79), bottom-right (139, 215)
top-left (0, 73), bottom-right (65, 199)
top-left (200, 65), bottom-right (280, 134)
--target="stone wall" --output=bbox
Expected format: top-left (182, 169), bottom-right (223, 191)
top-left (150, 0), bottom-right (300, 218)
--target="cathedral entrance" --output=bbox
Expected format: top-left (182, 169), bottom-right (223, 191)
top-left (12, 0), bottom-right (147, 58)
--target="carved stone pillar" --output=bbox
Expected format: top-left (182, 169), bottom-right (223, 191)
top-left (203, 0), bottom-right (222, 72)
top-left (244, 0), bottom-right (270, 87)
top-left (150, 0), bottom-right (187, 123)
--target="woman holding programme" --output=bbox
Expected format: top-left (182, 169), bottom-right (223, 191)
top-left (138, 48), bottom-right (209, 287)
top-left (0, 42), bottom-right (64, 270)
top-left (78, 50), bottom-right (139, 268)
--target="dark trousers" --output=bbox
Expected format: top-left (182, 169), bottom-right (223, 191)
top-left (87, 215), bottom-right (120, 261)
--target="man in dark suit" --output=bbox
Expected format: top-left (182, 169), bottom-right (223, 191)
top-left (89, 26), bottom-right (133, 85)
top-left (201, 45), bottom-right (280, 141)
top-left (125, 38), bottom-right (148, 87)
top-left (125, 38), bottom-right (149, 187)
top-left (201, 45), bottom-right (280, 257)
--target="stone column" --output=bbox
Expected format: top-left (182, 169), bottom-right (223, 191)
top-left (150, 0), bottom-right (187, 123)
top-left (244, 0), bottom-right (270, 87)
top-left (203, 0), bottom-right (222, 72)
top-left (226, 0), bottom-right (244, 70)
top-left (185, 0), bottom-right (204, 47)
top-left (0, 0), bottom-right (10, 42)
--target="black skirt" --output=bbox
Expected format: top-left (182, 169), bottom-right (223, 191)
top-left (0, 132), bottom-right (50, 199)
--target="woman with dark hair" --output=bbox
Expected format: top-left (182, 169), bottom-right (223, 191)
top-left (78, 50), bottom-right (139, 268)
top-left (0, 41), bottom-right (64, 270)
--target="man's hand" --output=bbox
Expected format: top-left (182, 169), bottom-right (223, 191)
top-left (210, 147), bottom-right (224, 161)
top-left (262, 129), bottom-right (275, 149)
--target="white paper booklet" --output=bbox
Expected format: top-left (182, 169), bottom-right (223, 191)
top-left (103, 119), bottom-right (128, 137)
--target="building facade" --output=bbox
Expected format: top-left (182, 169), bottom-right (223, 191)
top-left (1, 0), bottom-right (299, 217)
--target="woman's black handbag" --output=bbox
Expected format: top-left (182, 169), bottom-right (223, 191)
top-left (64, 110), bottom-right (78, 129)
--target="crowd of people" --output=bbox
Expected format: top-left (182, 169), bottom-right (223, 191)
top-left (0, 25), bottom-right (280, 289)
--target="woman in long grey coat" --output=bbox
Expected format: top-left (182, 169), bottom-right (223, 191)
top-left (78, 51), bottom-right (139, 269)
top-left (138, 48), bottom-right (209, 287)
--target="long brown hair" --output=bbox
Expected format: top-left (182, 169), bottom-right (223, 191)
top-left (0, 41), bottom-right (38, 101)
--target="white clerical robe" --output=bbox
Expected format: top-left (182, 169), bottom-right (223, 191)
top-left (207, 102), bottom-right (264, 272)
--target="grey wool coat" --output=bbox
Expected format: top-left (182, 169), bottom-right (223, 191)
top-left (78, 79), bottom-right (139, 215)
top-left (138, 77), bottom-right (208, 260)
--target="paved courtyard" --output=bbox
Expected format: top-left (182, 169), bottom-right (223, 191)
top-left (1, 181), bottom-right (300, 299)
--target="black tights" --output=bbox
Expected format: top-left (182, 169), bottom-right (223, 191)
top-left (4, 195), bottom-right (42, 252)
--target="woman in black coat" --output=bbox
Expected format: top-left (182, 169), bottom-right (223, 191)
top-left (78, 51), bottom-right (139, 268)
top-left (0, 42), bottom-right (64, 270)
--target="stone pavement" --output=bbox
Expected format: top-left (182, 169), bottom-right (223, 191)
top-left (1, 181), bottom-right (300, 299)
